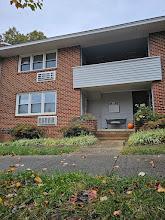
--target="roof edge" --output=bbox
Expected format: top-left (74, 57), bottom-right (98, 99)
top-left (0, 15), bottom-right (165, 52)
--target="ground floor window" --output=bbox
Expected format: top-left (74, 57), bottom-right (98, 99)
top-left (16, 91), bottom-right (57, 116)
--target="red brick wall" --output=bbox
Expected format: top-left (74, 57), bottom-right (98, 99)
top-left (149, 32), bottom-right (165, 114)
top-left (0, 46), bottom-right (81, 141)
top-left (80, 120), bottom-right (97, 133)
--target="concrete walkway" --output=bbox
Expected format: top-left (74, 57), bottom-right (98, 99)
top-left (0, 141), bottom-right (164, 177)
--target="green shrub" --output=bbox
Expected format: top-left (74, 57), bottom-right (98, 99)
top-left (62, 124), bottom-right (91, 138)
top-left (134, 104), bottom-right (157, 128)
top-left (62, 114), bottom-right (96, 137)
top-left (141, 118), bottom-right (165, 130)
top-left (127, 129), bottom-right (165, 146)
top-left (10, 124), bottom-right (44, 140)
top-left (0, 135), bottom-right (97, 149)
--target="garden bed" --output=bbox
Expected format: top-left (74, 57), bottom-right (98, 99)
top-left (0, 135), bottom-right (97, 156)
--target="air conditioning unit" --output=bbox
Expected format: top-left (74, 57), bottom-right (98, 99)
top-left (37, 71), bottom-right (56, 82)
top-left (37, 116), bottom-right (57, 126)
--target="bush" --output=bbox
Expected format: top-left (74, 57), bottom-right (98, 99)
top-left (127, 129), bottom-right (165, 146)
top-left (134, 104), bottom-right (165, 129)
top-left (62, 124), bottom-right (91, 138)
top-left (62, 114), bottom-right (96, 138)
top-left (10, 124), bottom-right (44, 140)
top-left (141, 118), bottom-right (165, 130)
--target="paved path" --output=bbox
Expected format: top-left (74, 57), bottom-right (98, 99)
top-left (0, 141), bottom-right (164, 177)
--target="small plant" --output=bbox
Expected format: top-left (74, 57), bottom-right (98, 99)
top-left (62, 114), bottom-right (96, 138)
top-left (141, 118), bottom-right (165, 130)
top-left (134, 104), bottom-right (159, 128)
top-left (62, 124), bottom-right (91, 138)
top-left (10, 124), bottom-right (44, 140)
top-left (127, 129), bottom-right (165, 146)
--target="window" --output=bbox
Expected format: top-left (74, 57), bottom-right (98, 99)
top-left (19, 51), bottom-right (57, 72)
top-left (16, 91), bottom-right (56, 115)
top-left (31, 93), bottom-right (41, 113)
top-left (21, 57), bottom-right (30, 71)
top-left (33, 54), bottom-right (43, 70)
top-left (44, 92), bottom-right (55, 113)
top-left (46, 53), bottom-right (56, 68)
top-left (18, 94), bottom-right (29, 114)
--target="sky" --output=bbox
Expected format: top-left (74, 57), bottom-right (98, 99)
top-left (0, 0), bottom-right (165, 37)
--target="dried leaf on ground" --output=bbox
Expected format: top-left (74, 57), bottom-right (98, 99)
top-left (7, 165), bottom-right (16, 172)
top-left (149, 160), bottom-right (155, 168)
top-left (109, 189), bottom-right (115, 195)
top-left (15, 182), bottom-right (22, 188)
top-left (138, 172), bottom-right (146, 177)
top-left (113, 210), bottom-right (121, 217)
top-left (157, 184), bottom-right (165, 193)
top-left (34, 176), bottom-right (42, 184)
top-left (0, 197), bottom-right (3, 204)
top-left (100, 196), bottom-right (108, 202)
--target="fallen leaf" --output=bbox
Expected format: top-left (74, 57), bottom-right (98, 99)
top-left (149, 160), bottom-right (155, 168)
top-left (70, 195), bottom-right (77, 204)
top-left (102, 179), bottom-right (107, 184)
top-left (42, 168), bottom-right (47, 171)
top-left (100, 196), bottom-right (108, 202)
top-left (15, 182), bottom-right (22, 188)
top-left (88, 189), bottom-right (97, 201)
top-left (157, 184), bottom-right (165, 193)
top-left (34, 176), bottom-right (42, 184)
top-left (44, 200), bottom-right (49, 206)
top-left (0, 197), bottom-right (3, 204)
top-left (138, 172), bottom-right (146, 176)
top-left (126, 190), bottom-right (133, 195)
top-left (7, 165), bottom-right (16, 172)
top-left (43, 192), bottom-right (49, 196)
top-left (113, 210), bottom-right (121, 217)
top-left (109, 189), bottom-right (115, 195)
top-left (26, 168), bottom-right (31, 171)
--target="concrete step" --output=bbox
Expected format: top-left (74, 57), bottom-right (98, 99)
top-left (96, 130), bottom-right (134, 141)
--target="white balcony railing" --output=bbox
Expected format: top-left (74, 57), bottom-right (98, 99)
top-left (73, 56), bottom-right (162, 88)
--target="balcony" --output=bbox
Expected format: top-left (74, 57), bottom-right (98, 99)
top-left (73, 56), bottom-right (162, 88)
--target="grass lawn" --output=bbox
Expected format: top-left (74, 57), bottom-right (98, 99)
top-left (0, 135), bottom-right (97, 156)
top-left (0, 171), bottom-right (165, 219)
top-left (122, 144), bottom-right (165, 155)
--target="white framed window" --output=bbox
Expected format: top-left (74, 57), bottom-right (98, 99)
top-left (33, 54), bottom-right (43, 70)
top-left (16, 91), bottom-right (57, 116)
top-left (18, 51), bottom-right (57, 72)
top-left (20, 57), bottom-right (30, 72)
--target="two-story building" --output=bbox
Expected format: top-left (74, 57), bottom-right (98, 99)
top-left (0, 16), bottom-right (165, 141)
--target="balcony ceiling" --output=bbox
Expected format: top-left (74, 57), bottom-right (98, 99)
top-left (0, 16), bottom-right (165, 57)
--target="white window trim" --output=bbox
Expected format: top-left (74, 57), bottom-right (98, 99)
top-left (15, 91), bottom-right (57, 116)
top-left (18, 50), bottom-right (57, 73)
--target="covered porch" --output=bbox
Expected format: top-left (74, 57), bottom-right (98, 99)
top-left (81, 82), bottom-right (152, 130)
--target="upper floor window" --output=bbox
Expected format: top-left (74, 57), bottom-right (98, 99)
top-left (21, 57), bottom-right (30, 71)
top-left (19, 51), bottom-right (57, 72)
top-left (46, 53), bottom-right (56, 68)
top-left (33, 54), bottom-right (43, 70)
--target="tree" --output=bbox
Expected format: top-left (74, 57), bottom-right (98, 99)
top-left (2, 27), bottom-right (47, 45)
top-left (10, 0), bottom-right (43, 11)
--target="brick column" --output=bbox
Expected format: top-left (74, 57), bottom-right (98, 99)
top-left (149, 31), bottom-right (165, 114)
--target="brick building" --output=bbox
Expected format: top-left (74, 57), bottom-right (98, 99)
top-left (0, 16), bottom-right (165, 141)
